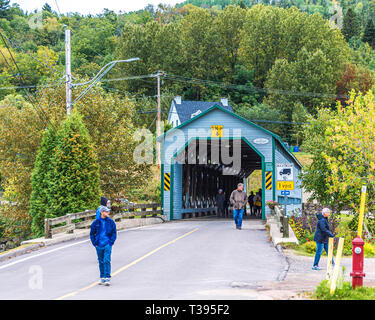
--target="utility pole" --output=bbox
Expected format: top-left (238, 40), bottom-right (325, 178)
top-left (156, 71), bottom-right (163, 168)
top-left (65, 27), bottom-right (72, 116)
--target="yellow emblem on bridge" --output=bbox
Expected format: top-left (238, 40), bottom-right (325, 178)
top-left (211, 125), bottom-right (223, 137)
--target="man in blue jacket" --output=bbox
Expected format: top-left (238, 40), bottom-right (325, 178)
top-left (312, 207), bottom-right (335, 270)
top-left (90, 205), bottom-right (117, 286)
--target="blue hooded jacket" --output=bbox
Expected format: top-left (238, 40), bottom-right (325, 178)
top-left (314, 213), bottom-right (335, 243)
top-left (90, 217), bottom-right (117, 247)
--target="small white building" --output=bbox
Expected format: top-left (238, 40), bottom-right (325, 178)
top-left (167, 96), bottom-right (233, 128)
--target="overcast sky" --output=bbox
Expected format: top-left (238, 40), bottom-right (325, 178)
top-left (11, 0), bottom-right (184, 15)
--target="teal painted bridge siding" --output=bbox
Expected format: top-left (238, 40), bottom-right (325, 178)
top-left (274, 140), bottom-right (303, 215)
top-left (159, 105), bottom-right (302, 221)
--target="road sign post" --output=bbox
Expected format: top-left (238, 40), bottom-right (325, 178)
top-left (277, 164), bottom-right (294, 218)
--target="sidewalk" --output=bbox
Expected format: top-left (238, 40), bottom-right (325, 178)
top-left (255, 249), bottom-right (375, 299)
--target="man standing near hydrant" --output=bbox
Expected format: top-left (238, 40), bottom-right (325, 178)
top-left (90, 205), bottom-right (117, 286)
top-left (230, 183), bottom-right (248, 230)
top-left (312, 207), bottom-right (335, 270)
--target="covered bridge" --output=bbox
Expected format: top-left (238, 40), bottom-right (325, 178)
top-left (157, 102), bottom-right (302, 221)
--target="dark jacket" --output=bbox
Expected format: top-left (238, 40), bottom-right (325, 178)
top-left (248, 194), bottom-right (254, 205)
top-left (314, 213), bottom-right (334, 243)
top-left (215, 193), bottom-right (225, 208)
top-left (90, 217), bottom-right (117, 247)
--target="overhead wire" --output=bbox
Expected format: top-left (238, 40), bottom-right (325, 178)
top-left (164, 73), bottom-right (349, 100)
top-left (0, 30), bottom-right (54, 129)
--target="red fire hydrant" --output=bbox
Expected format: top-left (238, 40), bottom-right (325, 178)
top-left (350, 236), bottom-right (365, 289)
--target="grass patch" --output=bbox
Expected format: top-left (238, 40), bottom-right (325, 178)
top-left (312, 280), bottom-right (375, 300)
top-left (280, 242), bottom-right (299, 250)
top-left (293, 152), bottom-right (313, 167)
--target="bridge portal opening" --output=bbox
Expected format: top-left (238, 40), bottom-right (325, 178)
top-left (174, 138), bottom-right (263, 219)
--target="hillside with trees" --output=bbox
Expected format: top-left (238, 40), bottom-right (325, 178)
top-left (0, 0), bottom-right (375, 243)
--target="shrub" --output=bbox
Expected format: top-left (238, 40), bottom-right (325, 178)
top-left (289, 215), bottom-right (306, 242)
top-left (299, 240), bottom-right (317, 254)
top-left (46, 111), bottom-right (101, 218)
top-left (29, 124), bottom-right (58, 236)
top-left (313, 280), bottom-right (375, 300)
top-left (364, 243), bottom-right (375, 257)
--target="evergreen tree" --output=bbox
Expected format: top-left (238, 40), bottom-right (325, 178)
top-left (363, 19), bottom-right (375, 48)
top-left (46, 111), bottom-right (100, 219)
top-left (342, 8), bottom-right (361, 42)
top-left (42, 3), bottom-right (52, 12)
top-left (0, 0), bottom-right (10, 19)
top-left (30, 124), bottom-right (58, 236)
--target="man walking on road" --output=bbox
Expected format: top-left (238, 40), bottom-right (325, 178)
top-left (312, 207), bottom-right (335, 270)
top-left (230, 183), bottom-right (248, 230)
top-left (215, 189), bottom-right (225, 218)
top-left (90, 205), bottom-right (117, 286)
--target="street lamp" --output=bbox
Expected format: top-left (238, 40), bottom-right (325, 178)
top-left (67, 58), bottom-right (140, 114)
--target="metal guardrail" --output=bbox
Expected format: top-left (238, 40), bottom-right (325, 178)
top-left (44, 203), bottom-right (162, 239)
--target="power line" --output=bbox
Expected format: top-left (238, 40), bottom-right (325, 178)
top-left (0, 47), bottom-right (12, 70)
top-left (164, 73), bottom-right (349, 100)
top-left (0, 31), bottom-right (65, 77)
top-left (0, 30), bottom-right (53, 129)
top-left (54, 0), bottom-right (62, 18)
top-left (72, 74), bottom-right (155, 87)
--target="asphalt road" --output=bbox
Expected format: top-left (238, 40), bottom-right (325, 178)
top-left (0, 218), bottom-right (286, 300)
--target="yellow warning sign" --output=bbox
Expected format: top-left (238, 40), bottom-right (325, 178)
top-left (265, 171), bottom-right (272, 190)
top-left (164, 173), bottom-right (170, 191)
top-left (277, 181), bottom-right (294, 190)
top-left (211, 125), bottom-right (223, 138)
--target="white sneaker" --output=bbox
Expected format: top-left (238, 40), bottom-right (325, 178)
top-left (104, 278), bottom-right (111, 286)
top-left (98, 278), bottom-right (105, 285)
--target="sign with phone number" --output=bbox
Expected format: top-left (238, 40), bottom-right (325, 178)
top-left (277, 181), bottom-right (294, 190)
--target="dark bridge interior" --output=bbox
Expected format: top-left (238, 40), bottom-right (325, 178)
top-left (175, 138), bottom-right (262, 217)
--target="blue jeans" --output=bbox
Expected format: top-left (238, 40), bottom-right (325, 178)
top-left (233, 208), bottom-right (244, 227)
top-left (96, 244), bottom-right (112, 278)
top-left (313, 242), bottom-right (334, 267)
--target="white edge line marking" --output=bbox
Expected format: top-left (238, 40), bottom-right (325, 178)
top-left (0, 223), bottom-right (160, 270)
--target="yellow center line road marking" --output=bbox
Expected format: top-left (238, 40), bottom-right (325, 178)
top-left (55, 228), bottom-right (199, 300)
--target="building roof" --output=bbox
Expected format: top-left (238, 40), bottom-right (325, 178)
top-left (172, 100), bottom-right (233, 124)
top-left (158, 104), bottom-right (302, 169)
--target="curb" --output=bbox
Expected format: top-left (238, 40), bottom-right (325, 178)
top-left (276, 244), bottom-right (290, 282)
top-left (0, 243), bottom-right (45, 262)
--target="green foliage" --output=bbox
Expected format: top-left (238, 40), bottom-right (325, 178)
top-left (29, 124), bottom-right (58, 236)
top-left (364, 242), bottom-right (375, 257)
top-left (289, 215), bottom-right (307, 242)
top-left (301, 91), bottom-right (375, 211)
top-left (46, 111), bottom-right (101, 218)
top-left (313, 280), bottom-right (375, 300)
top-left (234, 103), bottom-right (282, 135)
top-left (363, 19), bottom-right (375, 49)
top-left (342, 8), bottom-right (361, 42)
top-left (299, 240), bottom-right (317, 254)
